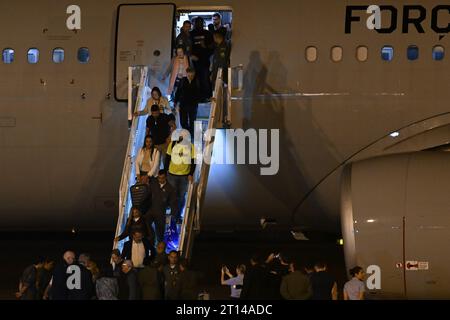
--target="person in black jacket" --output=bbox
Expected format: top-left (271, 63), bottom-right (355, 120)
top-left (211, 30), bottom-right (231, 85)
top-left (240, 253), bottom-right (270, 300)
top-left (163, 251), bottom-right (181, 300)
top-left (145, 104), bottom-right (172, 163)
top-left (118, 260), bottom-right (141, 300)
top-left (121, 231), bottom-right (156, 270)
top-left (264, 252), bottom-right (291, 300)
top-left (174, 67), bottom-right (201, 137)
top-left (46, 251), bottom-right (76, 300)
top-left (310, 262), bottom-right (338, 300)
top-left (190, 16), bottom-right (213, 101)
top-left (207, 12), bottom-right (229, 39)
top-left (138, 257), bottom-right (162, 300)
top-left (114, 207), bottom-right (153, 244)
top-left (67, 254), bottom-right (94, 300)
top-left (148, 170), bottom-right (178, 243)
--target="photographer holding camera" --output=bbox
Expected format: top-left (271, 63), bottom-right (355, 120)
top-left (264, 252), bottom-right (291, 299)
top-left (220, 264), bottom-right (246, 300)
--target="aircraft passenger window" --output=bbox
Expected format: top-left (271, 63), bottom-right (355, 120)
top-left (331, 46), bottom-right (343, 62)
top-left (27, 48), bottom-right (39, 64)
top-left (2, 48), bottom-right (14, 64)
top-left (356, 46), bottom-right (368, 62)
top-left (78, 47), bottom-right (90, 63)
top-left (407, 45), bottom-right (419, 61)
top-left (381, 46), bottom-right (394, 61)
top-left (433, 46), bottom-right (445, 61)
top-left (53, 48), bottom-right (65, 63)
top-left (305, 46), bottom-right (317, 62)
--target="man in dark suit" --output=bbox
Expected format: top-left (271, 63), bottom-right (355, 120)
top-left (67, 254), bottom-right (94, 300)
top-left (240, 253), bottom-right (270, 300)
top-left (147, 170), bottom-right (178, 244)
top-left (121, 231), bottom-right (155, 270)
top-left (46, 251), bottom-right (76, 300)
top-left (174, 68), bottom-right (201, 137)
top-left (190, 16), bottom-right (214, 101)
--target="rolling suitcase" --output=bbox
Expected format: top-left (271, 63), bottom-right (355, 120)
top-left (129, 183), bottom-right (151, 214)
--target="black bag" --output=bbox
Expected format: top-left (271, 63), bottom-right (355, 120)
top-left (130, 183), bottom-right (151, 213)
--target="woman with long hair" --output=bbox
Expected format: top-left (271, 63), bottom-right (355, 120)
top-left (165, 46), bottom-right (190, 97)
top-left (114, 207), bottom-right (153, 242)
top-left (149, 87), bottom-right (171, 115)
top-left (134, 87), bottom-right (173, 117)
top-left (135, 135), bottom-right (160, 183)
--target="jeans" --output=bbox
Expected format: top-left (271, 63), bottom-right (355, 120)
top-left (167, 174), bottom-right (189, 221)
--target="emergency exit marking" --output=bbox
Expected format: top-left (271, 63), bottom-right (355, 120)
top-left (406, 261), bottom-right (419, 271)
top-left (406, 261), bottom-right (429, 271)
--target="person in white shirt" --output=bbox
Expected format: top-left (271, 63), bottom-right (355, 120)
top-left (135, 135), bottom-right (161, 183)
top-left (121, 231), bottom-right (155, 271)
top-left (131, 238), bottom-right (146, 269)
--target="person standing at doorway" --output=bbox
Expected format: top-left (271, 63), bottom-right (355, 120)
top-left (176, 20), bottom-right (193, 57)
top-left (190, 17), bottom-right (213, 101)
top-left (208, 13), bottom-right (229, 39)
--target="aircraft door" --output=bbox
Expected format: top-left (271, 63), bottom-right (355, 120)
top-left (343, 159), bottom-right (408, 299)
top-left (404, 155), bottom-right (450, 298)
top-left (114, 3), bottom-right (175, 101)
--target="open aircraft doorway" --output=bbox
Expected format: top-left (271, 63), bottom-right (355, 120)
top-left (175, 9), bottom-right (233, 37)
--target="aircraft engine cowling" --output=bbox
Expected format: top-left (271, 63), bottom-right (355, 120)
top-left (341, 151), bottom-right (450, 299)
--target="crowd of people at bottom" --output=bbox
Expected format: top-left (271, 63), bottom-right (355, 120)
top-left (17, 246), bottom-right (366, 300)
top-left (16, 242), bottom-right (203, 300)
top-left (227, 253), bottom-right (366, 300)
